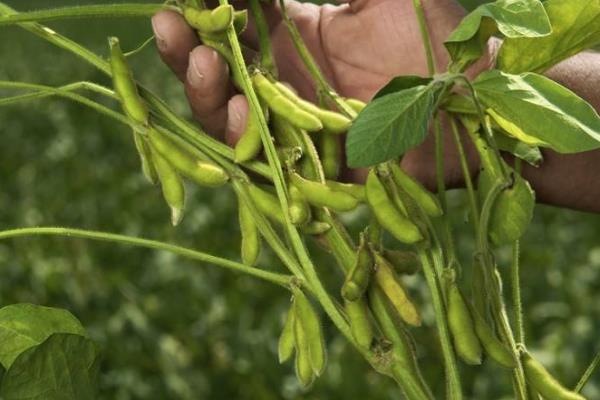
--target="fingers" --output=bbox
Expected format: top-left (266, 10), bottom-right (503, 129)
top-left (152, 11), bottom-right (199, 81)
top-left (185, 46), bottom-right (233, 137)
top-left (225, 95), bottom-right (250, 146)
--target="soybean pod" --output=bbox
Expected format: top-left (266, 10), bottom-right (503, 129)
top-left (344, 98), bottom-right (367, 113)
top-left (325, 181), bottom-right (366, 202)
top-left (319, 133), bottom-right (341, 180)
top-left (152, 149), bottom-right (186, 226)
top-left (247, 184), bottom-right (286, 225)
top-left (234, 100), bottom-right (264, 163)
top-left (522, 351), bottom-right (586, 400)
top-left (288, 182), bottom-right (311, 226)
top-left (344, 299), bottom-right (374, 349)
top-left (445, 277), bottom-right (482, 365)
top-left (183, 5), bottom-right (234, 36)
top-left (133, 132), bottom-right (158, 185)
top-left (366, 169), bottom-right (423, 244)
top-left (278, 306), bottom-right (296, 364)
top-left (390, 163), bottom-right (442, 218)
top-left (290, 172), bottom-right (359, 212)
top-left (471, 309), bottom-right (515, 368)
top-left (252, 72), bottom-right (323, 132)
top-left (341, 234), bottom-right (373, 302)
top-left (238, 201), bottom-right (261, 265)
top-left (293, 289), bottom-right (327, 376)
top-left (149, 129), bottom-right (229, 187)
top-left (383, 249), bottom-right (420, 275)
top-left (109, 37), bottom-right (148, 125)
top-left (373, 252), bottom-right (421, 327)
top-left (273, 81), bottom-right (352, 134)
top-left (293, 311), bottom-right (314, 387)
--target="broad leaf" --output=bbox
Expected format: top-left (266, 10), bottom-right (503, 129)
top-left (1, 333), bottom-right (99, 400)
top-left (346, 81), bottom-right (445, 168)
top-left (497, 0), bottom-right (600, 73)
top-left (495, 133), bottom-right (543, 167)
top-left (445, 0), bottom-right (551, 72)
top-left (474, 70), bottom-right (600, 153)
top-left (373, 76), bottom-right (432, 99)
top-left (0, 304), bottom-right (87, 369)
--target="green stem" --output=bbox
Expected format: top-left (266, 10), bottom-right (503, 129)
top-left (277, 0), bottom-right (355, 117)
top-left (411, 0), bottom-right (436, 75)
top-left (418, 248), bottom-right (463, 400)
top-left (511, 239), bottom-right (524, 344)
top-left (248, 0), bottom-right (277, 77)
top-left (575, 351), bottom-right (600, 393)
top-left (0, 4), bottom-right (175, 25)
top-left (0, 227), bottom-right (292, 287)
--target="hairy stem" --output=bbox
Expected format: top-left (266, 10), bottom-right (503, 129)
top-left (575, 351), bottom-right (600, 393)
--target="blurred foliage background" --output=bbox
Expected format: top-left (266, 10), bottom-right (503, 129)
top-left (0, 0), bottom-right (598, 399)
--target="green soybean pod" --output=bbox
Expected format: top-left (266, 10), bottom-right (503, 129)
top-left (238, 201), bottom-right (261, 265)
top-left (234, 103), bottom-right (262, 163)
top-left (278, 306), bottom-right (296, 364)
top-left (149, 129), bottom-right (229, 187)
top-left (109, 37), bottom-right (148, 125)
top-left (233, 10), bottom-right (248, 34)
top-left (390, 163), bottom-right (442, 218)
top-left (133, 132), bottom-right (158, 185)
top-left (273, 81), bottom-right (352, 134)
top-left (152, 148), bottom-right (186, 226)
top-left (271, 114), bottom-right (305, 151)
top-left (366, 169), bottom-right (423, 244)
top-left (252, 72), bottom-right (323, 132)
top-left (294, 289), bottom-right (327, 376)
top-left (522, 351), bottom-right (586, 400)
top-left (446, 279), bottom-right (482, 365)
top-left (373, 252), bottom-right (421, 327)
top-left (341, 234), bottom-right (373, 302)
top-left (471, 309), bottom-right (515, 368)
top-left (247, 184), bottom-right (286, 225)
top-left (288, 183), bottom-right (311, 226)
top-left (300, 221), bottom-right (331, 235)
top-left (344, 98), bottom-right (367, 113)
top-left (383, 249), bottom-right (420, 275)
top-left (319, 134), bottom-right (340, 180)
top-left (290, 172), bottom-right (359, 212)
top-left (344, 299), bottom-right (373, 349)
top-left (325, 181), bottom-right (366, 202)
top-left (183, 5), bottom-right (234, 35)
top-left (293, 310), bottom-right (315, 388)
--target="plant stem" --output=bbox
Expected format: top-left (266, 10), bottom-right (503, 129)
top-left (248, 0), bottom-right (277, 77)
top-left (575, 351), bottom-right (600, 393)
top-left (418, 248), bottom-right (463, 400)
top-left (0, 227), bottom-right (293, 287)
top-left (0, 4), bottom-right (174, 25)
top-left (411, 0), bottom-right (436, 75)
top-left (512, 158), bottom-right (524, 345)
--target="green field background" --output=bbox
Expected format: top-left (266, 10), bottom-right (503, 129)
top-left (0, 0), bottom-right (599, 398)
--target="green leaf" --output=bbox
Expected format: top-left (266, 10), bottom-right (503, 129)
top-left (497, 0), bottom-right (600, 73)
top-left (0, 304), bottom-right (87, 369)
top-left (494, 133), bottom-right (543, 167)
top-left (373, 76), bottom-right (432, 99)
top-left (346, 82), bottom-right (445, 168)
top-left (445, 0), bottom-right (551, 71)
top-left (1, 333), bottom-right (99, 400)
top-left (473, 70), bottom-right (600, 153)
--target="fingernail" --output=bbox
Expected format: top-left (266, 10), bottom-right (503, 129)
top-left (187, 54), bottom-right (205, 88)
top-left (151, 16), bottom-right (167, 51)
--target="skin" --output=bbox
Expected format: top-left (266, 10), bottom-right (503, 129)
top-left (152, 0), bottom-right (600, 213)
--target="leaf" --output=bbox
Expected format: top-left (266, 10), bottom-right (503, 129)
top-left (473, 70), bottom-right (600, 153)
top-left (445, 0), bottom-right (551, 71)
top-left (373, 76), bottom-right (432, 99)
top-left (0, 333), bottom-right (99, 400)
top-left (346, 81), bottom-right (445, 168)
top-left (497, 0), bottom-right (600, 73)
top-left (0, 304), bottom-right (87, 369)
top-left (494, 133), bottom-right (543, 167)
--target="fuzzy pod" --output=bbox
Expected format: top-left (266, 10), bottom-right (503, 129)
top-left (183, 5), bottom-right (234, 35)
top-left (373, 252), bottom-right (421, 327)
top-left (300, 221), bottom-right (332, 235)
top-left (325, 181), bottom-right (366, 202)
top-left (344, 299), bottom-right (374, 349)
top-left (290, 172), bottom-right (359, 212)
top-left (383, 249), bottom-right (420, 275)
top-left (233, 10), bottom-right (248, 34)
top-left (293, 289), bottom-right (327, 376)
top-left (238, 201), bottom-right (261, 265)
top-left (152, 148), bottom-right (186, 226)
top-left (109, 37), bottom-right (148, 125)
top-left (252, 73), bottom-right (323, 132)
top-left (278, 306), bottom-right (296, 364)
top-left (446, 280), bottom-right (482, 365)
top-left (149, 129), bottom-right (229, 187)
top-left (133, 131), bottom-right (158, 185)
top-left (471, 309), bottom-right (515, 368)
top-left (288, 183), bottom-right (311, 226)
top-left (273, 81), bottom-right (352, 134)
top-left (522, 351), bottom-right (586, 400)
top-left (293, 311), bottom-right (315, 388)
top-left (234, 103), bottom-right (263, 163)
top-left (344, 98), bottom-right (367, 113)
top-left (366, 169), bottom-right (423, 244)
top-left (341, 234), bottom-right (373, 301)
top-left (390, 163), bottom-right (442, 218)
top-left (319, 133), bottom-right (341, 180)
top-left (247, 184), bottom-right (286, 225)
